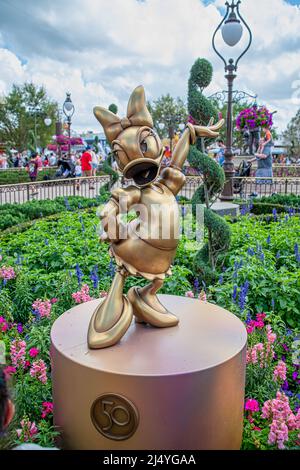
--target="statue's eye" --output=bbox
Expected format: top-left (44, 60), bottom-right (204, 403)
top-left (140, 140), bottom-right (147, 153)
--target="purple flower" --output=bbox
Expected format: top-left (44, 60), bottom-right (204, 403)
top-left (281, 379), bottom-right (289, 390)
top-left (292, 371), bottom-right (298, 381)
top-left (17, 323), bottom-right (23, 334)
top-left (232, 285), bottom-right (238, 303)
top-left (108, 258), bottom-right (115, 277)
top-left (90, 266), bottom-right (99, 289)
top-left (75, 264), bottom-right (83, 286)
top-left (246, 312), bottom-right (252, 324)
top-left (239, 280), bottom-right (250, 312)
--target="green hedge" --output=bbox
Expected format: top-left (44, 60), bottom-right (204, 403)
top-left (238, 194), bottom-right (300, 215)
top-left (0, 168), bottom-right (106, 185)
top-left (0, 168), bottom-right (58, 185)
top-left (0, 194), bottom-right (110, 231)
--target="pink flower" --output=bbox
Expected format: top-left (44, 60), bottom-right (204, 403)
top-left (29, 347), bottom-right (40, 358)
top-left (3, 366), bottom-right (16, 379)
top-left (16, 418), bottom-right (38, 442)
top-left (0, 316), bottom-right (8, 332)
top-left (261, 391), bottom-right (299, 449)
top-left (10, 339), bottom-right (26, 368)
top-left (185, 291), bottom-right (195, 298)
top-left (99, 291), bottom-right (108, 298)
top-left (266, 325), bottom-right (276, 344)
top-left (50, 298), bottom-right (58, 304)
top-left (0, 266), bottom-right (16, 280)
top-left (41, 402), bottom-right (54, 419)
top-left (29, 359), bottom-right (48, 384)
top-left (72, 284), bottom-right (93, 304)
top-left (273, 361), bottom-right (287, 382)
top-left (245, 399), bottom-right (260, 412)
top-left (32, 299), bottom-right (52, 318)
top-left (256, 313), bottom-right (266, 322)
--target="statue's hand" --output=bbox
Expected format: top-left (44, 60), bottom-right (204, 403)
top-left (98, 199), bottom-right (120, 244)
top-left (194, 118), bottom-right (225, 139)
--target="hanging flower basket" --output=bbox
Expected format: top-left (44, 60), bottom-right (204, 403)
top-left (54, 135), bottom-right (84, 146)
top-left (236, 106), bottom-right (273, 130)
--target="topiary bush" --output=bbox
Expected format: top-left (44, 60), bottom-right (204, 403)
top-left (188, 58), bottom-right (218, 125)
top-left (187, 58), bottom-right (230, 284)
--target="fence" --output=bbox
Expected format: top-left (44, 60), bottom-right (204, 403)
top-left (0, 175), bottom-right (300, 205)
top-left (0, 176), bottom-right (111, 204)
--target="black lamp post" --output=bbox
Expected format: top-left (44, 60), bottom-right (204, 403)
top-left (63, 93), bottom-right (75, 160)
top-left (212, 0), bottom-right (252, 201)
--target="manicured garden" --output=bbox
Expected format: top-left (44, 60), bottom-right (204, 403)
top-left (0, 195), bottom-right (299, 449)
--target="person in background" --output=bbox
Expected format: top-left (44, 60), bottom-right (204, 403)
top-left (43, 156), bottom-right (49, 167)
top-left (161, 146), bottom-right (171, 169)
top-left (242, 126), bottom-right (250, 155)
top-left (76, 146), bottom-right (95, 190)
top-left (252, 127), bottom-right (274, 190)
top-left (0, 154), bottom-right (8, 169)
top-left (35, 153), bottom-right (43, 171)
top-left (216, 140), bottom-right (226, 167)
top-left (26, 152), bottom-right (39, 195)
top-left (90, 147), bottom-right (99, 177)
top-left (49, 152), bottom-right (57, 166)
top-left (75, 157), bottom-right (82, 177)
top-left (13, 153), bottom-right (20, 168)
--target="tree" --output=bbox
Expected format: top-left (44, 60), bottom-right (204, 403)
top-left (0, 82), bottom-right (58, 152)
top-left (283, 109), bottom-right (300, 160)
top-left (187, 58), bottom-right (230, 284)
top-left (147, 94), bottom-right (188, 141)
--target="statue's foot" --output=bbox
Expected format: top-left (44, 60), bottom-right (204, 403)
top-left (87, 296), bottom-right (133, 349)
top-left (127, 286), bottom-right (179, 328)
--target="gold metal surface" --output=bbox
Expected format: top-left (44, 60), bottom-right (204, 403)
top-left (51, 295), bottom-right (247, 450)
top-left (88, 85), bottom-right (224, 349)
top-left (91, 393), bottom-right (139, 441)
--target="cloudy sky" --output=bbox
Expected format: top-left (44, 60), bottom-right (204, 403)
top-left (0, 0), bottom-right (299, 133)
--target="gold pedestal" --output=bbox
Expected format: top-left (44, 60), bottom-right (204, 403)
top-left (51, 295), bottom-right (247, 450)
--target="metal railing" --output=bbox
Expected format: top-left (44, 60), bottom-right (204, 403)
top-left (0, 175), bottom-right (300, 205)
top-left (0, 176), bottom-right (111, 204)
top-left (233, 177), bottom-right (300, 199)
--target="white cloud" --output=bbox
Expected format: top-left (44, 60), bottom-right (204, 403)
top-left (0, 0), bottom-right (298, 132)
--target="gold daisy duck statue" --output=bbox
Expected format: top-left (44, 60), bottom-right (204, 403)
top-left (88, 85), bottom-right (223, 349)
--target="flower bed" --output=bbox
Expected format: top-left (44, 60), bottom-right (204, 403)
top-left (0, 201), bottom-right (299, 449)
